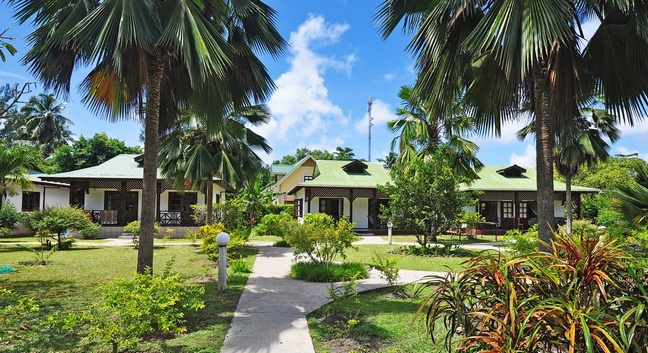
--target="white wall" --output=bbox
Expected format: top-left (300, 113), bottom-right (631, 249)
top-left (5, 184), bottom-right (69, 211)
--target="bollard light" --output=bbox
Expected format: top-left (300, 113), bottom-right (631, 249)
top-left (216, 232), bottom-right (230, 290)
top-left (387, 221), bottom-right (394, 245)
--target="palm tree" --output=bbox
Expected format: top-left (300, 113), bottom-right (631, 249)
top-left (376, 1), bottom-right (648, 245)
top-left (20, 93), bottom-right (73, 157)
top-left (614, 163), bottom-right (648, 227)
top-left (518, 107), bottom-right (620, 233)
top-left (10, 0), bottom-right (286, 273)
top-left (388, 85), bottom-right (483, 179)
top-left (377, 151), bottom-right (398, 169)
top-left (0, 142), bottom-right (41, 210)
top-left (159, 104), bottom-right (272, 224)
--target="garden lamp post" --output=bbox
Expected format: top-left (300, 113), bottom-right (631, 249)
top-left (216, 232), bottom-right (230, 290)
top-left (387, 221), bottom-right (393, 245)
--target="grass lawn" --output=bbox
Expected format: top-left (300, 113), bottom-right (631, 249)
top-left (248, 234), bottom-right (283, 243)
top-left (0, 243), bottom-right (256, 353)
top-left (0, 236), bottom-right (40, 243)
top-left (308, 285), bottom-right (449, 353)
top-left (343, 244), bottom-right (471, 272)
top-left (381, 234), bottom-right (501, 245)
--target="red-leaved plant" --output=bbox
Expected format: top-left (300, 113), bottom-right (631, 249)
top-left (417, 231), bottom-right (648, 352)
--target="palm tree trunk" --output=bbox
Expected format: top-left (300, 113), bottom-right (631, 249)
top-left (137, 53), bottom-right (164, 274)
top-left (206, 182), bottom-right (213, 224)
top-left (566, 173), bottom-right (572, 234)
top-left (534, 67), bottom-right (555, 250)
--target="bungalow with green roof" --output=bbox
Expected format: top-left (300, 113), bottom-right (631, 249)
top-left (41, 154), bottom-right (229, 227)
top-left (272, 158), bottom-right (391, 230)
top-left (460, 165), bottom-right (599, 233)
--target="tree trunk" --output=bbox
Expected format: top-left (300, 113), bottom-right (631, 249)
top-left (534, 67), bottom-right (555, 250)
top-left (566, 173), bottom-right (572, 234)
top-left (206, 182), bottom-right (213, 224)
top-left (137, 53), bottom-right (164, 274)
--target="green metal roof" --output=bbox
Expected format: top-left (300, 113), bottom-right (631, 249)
top-left (271, 163), bottom-right (296, 175)
top-left (289, 160), bottom-right (391, 193)
top-left (41, 154), bottom-right (165, 181)
top-left (28, 170), bottom-right (69, 187)
top-left (460, 166), bottom-right (599, 193)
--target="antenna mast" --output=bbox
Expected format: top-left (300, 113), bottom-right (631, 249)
top-left (367, 96), bottom-right (373, 162)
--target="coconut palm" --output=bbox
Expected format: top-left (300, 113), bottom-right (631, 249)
top-left (388, 85), bottom-right (483, 179)
top-left (158, 104), bottom-right (272, 224)
top-left (20, 93), bottom-right (73, 157)
top-left (519, 107), bottom-right (620, 233)
top-left (376, 0), bottom-right (648, 244)
top-left (9, 0), bottom-right (285, 273)
top-left (377, 151), bottom-right (398, 169)
top-left (0, 142), bottom-right (41, 210)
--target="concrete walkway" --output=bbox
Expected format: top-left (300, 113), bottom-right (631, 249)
top-left (220, 239), bottom-right (446, 353)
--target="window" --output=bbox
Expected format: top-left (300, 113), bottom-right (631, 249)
top-left (303, 175), bottom-right (313, 181)
top-left (168, 192), bottom-right (198, 212)
top-left (293, 199), bottom-right (303, 218)
top-left (519, 202), bottom-right (528, 218)
top-left (502, 202), bottom-right (514, 218)
top-left (22, 192), bottom-right (40, 211)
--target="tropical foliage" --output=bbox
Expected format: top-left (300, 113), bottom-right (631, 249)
top-left (8, 0), bottom-right (286, 273)
top-left (18, 93), bottom-right (73, 157)
top-left (46, 133), bottom-right (141, 173)
top-left (376, 0), bottom-right (648, 247)
top-left (419, 231), bottom-right (648, 352)
top-left (388, 85), bottom-right (483, 179)
top-left (0, 142), bottom-right (40, 210)
top-left (285, 213), bottom-right (357, 265)
top-left (614, 162), bottom-right (648, 227)
top-left (380, 150), bottom-right (468, 246)
top-left (22, 205), bottom-right (94, 249)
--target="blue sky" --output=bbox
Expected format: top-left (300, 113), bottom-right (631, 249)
top-left (2, 0), bottom-right (648, 167)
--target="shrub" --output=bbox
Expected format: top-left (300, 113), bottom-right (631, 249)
top-left (418, 231), bottom-right (647, 352)
top-left (78, 223), bottom-right (102, 239)
top-left (290, 262), bottom-right (367, 282)
top-left (254, 212), bottom-right (295, 237)
top-left (199, 223), bottom-right (226, 256)
top-left (303, 212), bottom-right (335, 229)
top-left (392, 243), bottom-right (471, 257)
top-left (504, 224), bottom-right (538, 255)
top-left (22, 205), bottom-right (94, 250)
top-left (371, 252), bottom-right (400, 286)
top-left (123, 220), bottom-right (159, 247)
top-left (122, 220), bottom-right (160, 237)
top-left (56, 268), bottom-right (205, 353)
top-left (265, 204), bottom-right (292, 215)
top-left (273, 239), bottom-right (290, 247)
top-left (184, 229), bottom-right (200, 246)
top-left (0, 202), bottom-right (21, 233)
top-left (230, 256), bottom-right (252, 274)
top-left (285, 215), bottom-right (357, 264)
top-left (191, 201), bottom-right (246, 230)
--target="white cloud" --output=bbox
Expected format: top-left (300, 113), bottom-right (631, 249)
top-left (617, 120), bottom-right (648, 137)
top-left (509, 145), bottom-right (536, 167)
top-left (354, 99), bottom-right (396, 134)
top-left (383, 73), bottom-right (395, 81)
top-left (0, 71), bottom-right (29, 81)
top-left (253, 15), bottom-right (354, 162)
top-left (469, 114), bottom-right (533, 145)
